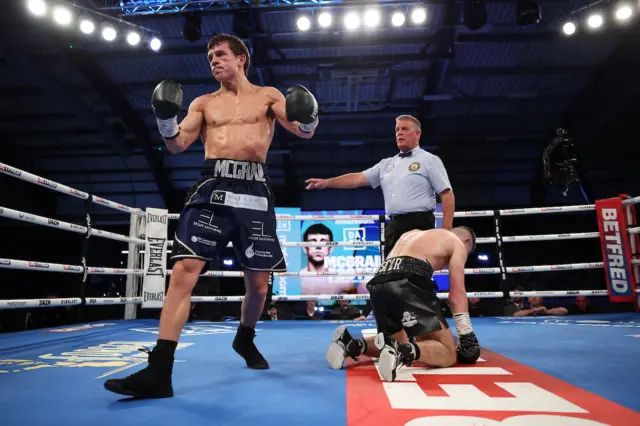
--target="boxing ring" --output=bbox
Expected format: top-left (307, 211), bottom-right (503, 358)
top-left (2, 161), bottom-right (640, 426)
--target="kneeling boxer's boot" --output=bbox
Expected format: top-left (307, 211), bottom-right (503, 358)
top-left (233, 324), bottom-right (269, 369)
top-left (103, 342), bottom-right (175, 398)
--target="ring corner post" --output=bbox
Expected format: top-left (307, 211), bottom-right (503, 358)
top-left (125, 211), bottom-right (144, 320)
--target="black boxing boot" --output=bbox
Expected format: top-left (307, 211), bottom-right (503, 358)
top-left (232, 324), bottom-right (269, 369)
top-left (103, 339), bottom-right (176, 398)
top-left (456, 332), bottom-right (481, 364)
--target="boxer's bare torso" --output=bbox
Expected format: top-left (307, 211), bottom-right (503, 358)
top-left (189, 85), bottom-right (282, 162)
top-left (387, 228), bottom-right (466, 271)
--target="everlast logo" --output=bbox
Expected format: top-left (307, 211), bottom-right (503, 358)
top-left (143, 292), bottom-right (163, 302)
top-left (214, 159), bottom-right (266, 182)
top-left (601, 208), bottom-right (631, 294)
top-left (37, 177), bottom-right (58, 188)
top-left (146, 237), bottom-right (166, 277)
top-left (146, 213), bottom-right (167, 224)
top-left (1, 164), bottom-right (21, 176)
top-left (61, 299), bottom-right (75, 305)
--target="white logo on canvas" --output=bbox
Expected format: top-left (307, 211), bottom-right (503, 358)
top-left (246, 243), bottom-right (255, 258)
top-left (402, 311), bottom-right (418, 328)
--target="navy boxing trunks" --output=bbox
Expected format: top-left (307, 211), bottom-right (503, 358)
top-left (171, 158), bottom-right (286, 273)
top-left (366, 256), bottom-right (448, 338)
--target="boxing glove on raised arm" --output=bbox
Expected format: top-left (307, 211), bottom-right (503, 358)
top-left (152, 80), bottom-right (183, 139)
top-left (285, 85), bottom-right (319, 133)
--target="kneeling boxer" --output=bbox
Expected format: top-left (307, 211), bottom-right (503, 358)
top-left (103, 34), bottom-right (319, 399)
top-left (326, 227), bottom-right (481, 381)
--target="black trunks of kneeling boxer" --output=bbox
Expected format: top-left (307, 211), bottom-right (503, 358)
top-left (326, 255), bottom-right (480, 380)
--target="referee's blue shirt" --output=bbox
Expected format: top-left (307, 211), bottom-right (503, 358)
top-left (363, 146), bottom-right (451, 215)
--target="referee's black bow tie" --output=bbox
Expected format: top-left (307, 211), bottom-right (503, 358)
top-left (399, 151), bottom-right (412, 158)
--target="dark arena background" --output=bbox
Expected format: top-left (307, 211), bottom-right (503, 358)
top-left (1, 1), bottom-right (640, 426)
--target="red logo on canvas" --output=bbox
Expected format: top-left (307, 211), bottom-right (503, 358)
top-left (346, 349), bottom-right (640, 426)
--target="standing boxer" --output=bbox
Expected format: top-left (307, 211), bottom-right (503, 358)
top-left (305, 115), bottom-right (454, 258)
top-left (104, 34), bottom-right (319, 399)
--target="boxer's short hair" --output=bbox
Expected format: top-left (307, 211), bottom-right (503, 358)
top-left (459, 226), bottom-right (477, 253)
top-left (396, 115), bottom-right (422, 131)
top-left (303, 224), bottom-right (333, 242)
top-left (207, 34), bottom-right (251, 76)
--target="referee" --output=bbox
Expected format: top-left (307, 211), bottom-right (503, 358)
top-left (305, 114), bottom-right (455, 257)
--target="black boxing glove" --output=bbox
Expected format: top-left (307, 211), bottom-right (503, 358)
top-left (456, 332), bottom-right (481, 364)
top-left (285, 85), bottom-right (318, 133)
top-left (152, 80), bottom-right (183, 139)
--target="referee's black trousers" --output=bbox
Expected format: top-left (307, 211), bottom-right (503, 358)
top-left (384, 211), bottom-right (436, 259)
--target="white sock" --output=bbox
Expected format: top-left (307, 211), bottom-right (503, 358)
top-left (453, 312), bottom-right (474, 335)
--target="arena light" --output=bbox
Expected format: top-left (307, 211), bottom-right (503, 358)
top-left (127, 31), bottom-right (141, 46)
top-left (615, 4), bottom-right (633, 21)
top-left (363, 9), bottom-right (381, 28)
top-left (391, 12), bottom-right (405, 27)
top-left (587, 13), bottom-right (604, 29)
top-left (562, 21), bottom-right (577, 35)
top-left (149, 37), bottom-right (162, 52)
top-left (411, 7), bottom-right (427, 24)
top-left (53, 6), bottom-right (72, 26)
top-left (296, 16), bottom-right (311, 31)
top-left (344, 12), bottom-right (360, 30)
top-left (27, 0), bottom-right (46, 17)
top-left (318, 12), bottom-right (332, 28)
top-left (80, 19), bottom-right (95, 34)
top-left (102, 25), bottom-right (117, 41)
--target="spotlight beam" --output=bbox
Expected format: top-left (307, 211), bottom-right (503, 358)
top-left (61, 48), bottom-right (176, 208)
top-left (0, 26), bottom-right (132, 158)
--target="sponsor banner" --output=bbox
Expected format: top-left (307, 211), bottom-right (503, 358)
top-left (596, 197), bottom-right (637, 302)
top-left (346, 342), bottom-right (640, 426)
top-left (142, 208), bottom-right (168, 308)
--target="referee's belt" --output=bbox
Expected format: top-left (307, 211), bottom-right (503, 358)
top-left (388, 211), bottom-right (434, 221)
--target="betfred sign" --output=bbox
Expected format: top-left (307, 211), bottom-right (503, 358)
top-left (346, 339), bottom-right (640, 425)
top-left (596, 197), bottom-right (637, 303)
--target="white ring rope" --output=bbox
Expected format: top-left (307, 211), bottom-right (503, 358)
top-left (1, 290), bottom-right (621, 310)
top-left (0, 297), bottom-right (141, 309)
top-left (165, 231), bottom-right (601, 250)
top-left (0, 206), bottom-right (145, 245)
top-left (0, 258), bottom-right (143, 276)
top-left (1, 160), bottom-right (638, 310)
top-left (0, 162), bottom-right (144, 216)
top-left (623, 195), bottom-right (640, 205)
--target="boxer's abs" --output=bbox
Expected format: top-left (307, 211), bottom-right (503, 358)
top-left (201, 95), bottom-right (276, 162)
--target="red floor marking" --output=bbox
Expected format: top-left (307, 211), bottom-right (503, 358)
top-left (346, 349), bottom-right (640, 426)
